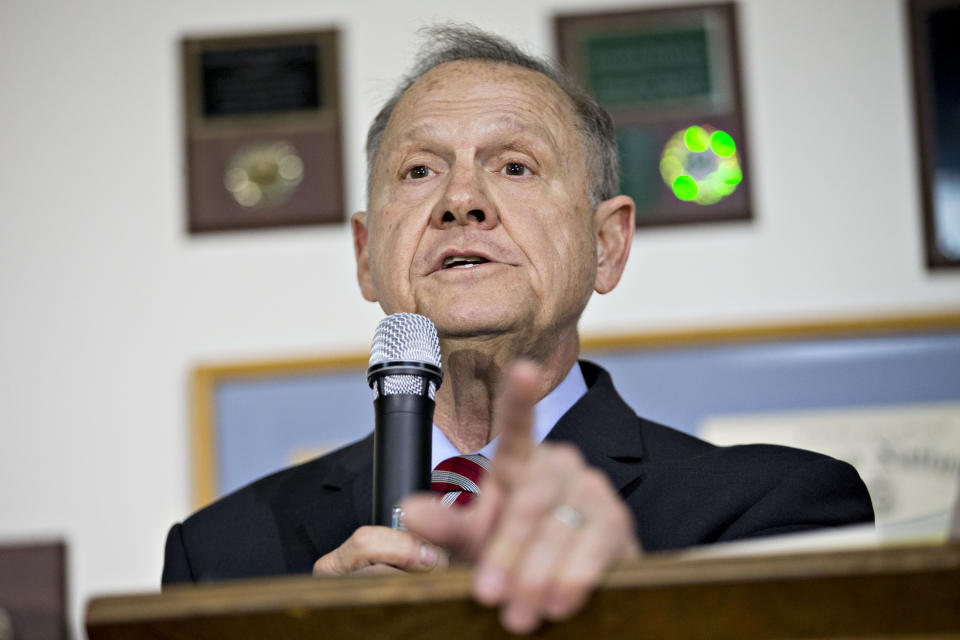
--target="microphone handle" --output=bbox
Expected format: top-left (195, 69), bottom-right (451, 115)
top-left (372, 393), bottom-right (434, 527)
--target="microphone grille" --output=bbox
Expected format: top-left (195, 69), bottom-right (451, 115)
top-left (369, 313), bottom-right (442, 369)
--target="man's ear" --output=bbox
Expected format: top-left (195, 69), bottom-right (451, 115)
top-left (351, 211), bottom-right (378, 302)
top-left (593, 195), bottom-right (635, 294)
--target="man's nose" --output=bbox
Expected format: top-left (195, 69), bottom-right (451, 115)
top-left (431, 165), bottom-right (499, 229)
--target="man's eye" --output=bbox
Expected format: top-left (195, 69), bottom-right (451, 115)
top-left (405, 165), bottom-right (431, 180)
top-left (502, 162), bottom-right (529, 176)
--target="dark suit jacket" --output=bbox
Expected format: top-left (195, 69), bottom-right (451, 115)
top-left (163, 361), bottom-right (874, 584)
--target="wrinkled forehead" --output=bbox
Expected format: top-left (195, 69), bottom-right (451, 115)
top-left (376, 59), bottom-right (582, 165)
top-left (405, 59), bottom-right (569, 104)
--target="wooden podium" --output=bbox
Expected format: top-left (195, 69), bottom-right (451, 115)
top-left (87, 543), bottom-right (960, 639)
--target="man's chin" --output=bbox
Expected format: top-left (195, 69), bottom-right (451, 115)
top-left (435, 322), bottom-right (514, 341)
top-left (423, 308), bottom-right (523, 341)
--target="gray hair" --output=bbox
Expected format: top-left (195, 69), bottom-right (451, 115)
top-left (365, 24), bottom-right (619, 207)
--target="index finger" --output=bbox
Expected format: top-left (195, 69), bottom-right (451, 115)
top-left (491, 360), bottom-right (541, 485)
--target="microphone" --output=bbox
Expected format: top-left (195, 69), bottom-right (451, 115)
top-left (367, 313), bottom-right (443, 528)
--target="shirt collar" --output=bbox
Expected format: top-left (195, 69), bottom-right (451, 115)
top-left (431, 362), bottom-right (588, 469)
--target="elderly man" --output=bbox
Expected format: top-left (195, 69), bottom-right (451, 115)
top-left (163, 25), bottom-right (873, 634)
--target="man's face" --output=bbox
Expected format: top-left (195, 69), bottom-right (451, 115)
top-left (354, 60), bottom-right (599, 342)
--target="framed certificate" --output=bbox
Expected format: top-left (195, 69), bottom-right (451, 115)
top-left (182, 29), bottom-right (344, 232)
top-left (556, 4), bottom-right (752, 227)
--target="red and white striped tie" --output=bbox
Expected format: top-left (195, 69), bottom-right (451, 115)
top-left (431, 454), bottom-right (490, 507)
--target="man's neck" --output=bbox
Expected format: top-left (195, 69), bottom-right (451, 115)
top-left (431, 327), bottom-right (581, 453)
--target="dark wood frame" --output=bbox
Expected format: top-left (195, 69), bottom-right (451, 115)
top-left (0, 541), bottom-right (68, 640)
top-left (555, 3), bottom-right (752, 228)
top-left (908, 0), bottom-right (960, 269)
top-left (182, 28), bottom-right (345, 233)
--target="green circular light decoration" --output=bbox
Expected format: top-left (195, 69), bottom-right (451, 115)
top-left (718, 163), bottom-right (742, 186)
top-left (673, 175), bottom-right (698, 201)
top-left (684, 126), bottom-right (710, 152)
top-left (660, 125), bottom-right (743, 205)
top-left (710, 130), bottom-right (736, 157)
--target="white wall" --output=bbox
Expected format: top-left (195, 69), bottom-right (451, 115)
top-left (1, 0), bottom-right (957, 634)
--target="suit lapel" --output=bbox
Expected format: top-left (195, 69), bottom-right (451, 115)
top-left (545, 361), bottom-right (646, 494)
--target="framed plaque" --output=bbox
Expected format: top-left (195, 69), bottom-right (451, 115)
top-left (908, 0), bottom-right (960, 269)
top-left (182, 29), bottom-right (344, 233)
top-left (556, 4), bottom-right (752, 227)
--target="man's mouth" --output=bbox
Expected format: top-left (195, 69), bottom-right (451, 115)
top-left (442, 255), bottom-right (490, 269)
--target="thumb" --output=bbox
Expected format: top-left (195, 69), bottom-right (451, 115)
top-left (401, 482), bottom-right (504, 562)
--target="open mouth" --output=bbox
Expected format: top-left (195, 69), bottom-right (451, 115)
top-left (442, 255), bottom-right (490, 269)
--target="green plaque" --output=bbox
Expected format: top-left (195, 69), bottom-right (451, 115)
top-left (616, 127), bottom-right (659, 212)
top-left (584, 29), bottom-right (712, 107)
top-left (556, 4), bottom-right (751, 228)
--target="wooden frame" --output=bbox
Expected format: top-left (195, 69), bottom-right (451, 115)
top-left (555, 3), bottom-right (752, 227)
top-left (189, 310), bottom-right (960, 510)
top-left (182, 28), bottom-right (344, 233)
top-left (0, 541), bottom-right (68, 640)
top-left (908, 0), bottom-right (960, 269)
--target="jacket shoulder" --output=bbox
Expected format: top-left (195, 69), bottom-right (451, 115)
top-left (163, 435), bottom-right (372, 584)
top-left (634, 438), bottom-right (874, 549)
top-left (575, 361), bottom-right (873, 549)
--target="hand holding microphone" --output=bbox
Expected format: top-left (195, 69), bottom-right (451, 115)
top-left (312, 312), bottom-right (447, 576)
